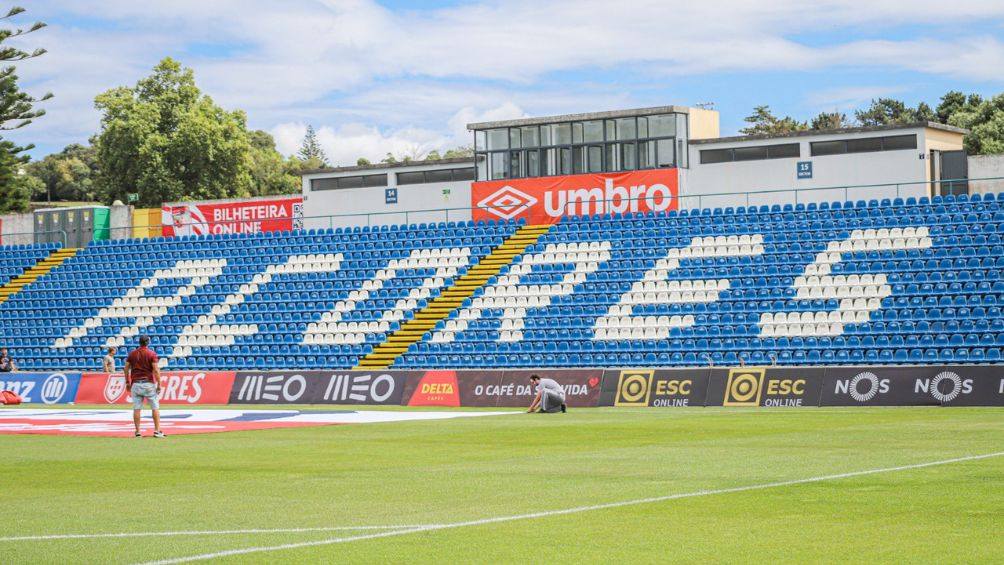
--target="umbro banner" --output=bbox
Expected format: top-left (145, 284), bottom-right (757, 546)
top-left (471, 168), bottom-right (679, 224)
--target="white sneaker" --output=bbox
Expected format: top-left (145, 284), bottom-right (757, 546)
top-left (153, 431), bottom-right (166, 439)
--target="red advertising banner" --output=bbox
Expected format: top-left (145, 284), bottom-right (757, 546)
top-left (75, 371), bottom-right (236, 405)
top-left (407, 370), bottom-right (460, 407)
top-left (161, 197), bottom-right (303, 237)
top-left (471, 169), bottom-right (678, 224)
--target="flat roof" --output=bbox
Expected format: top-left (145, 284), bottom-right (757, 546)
top-left (302, 156), bottom-right (474, 176)
top-left (689, 121), bottom-right (968, 145)
top-left (467, 105), bottom-right (700, 130)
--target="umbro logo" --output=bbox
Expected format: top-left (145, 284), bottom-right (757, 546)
top-left (476, 185), bottom-right (538, 220)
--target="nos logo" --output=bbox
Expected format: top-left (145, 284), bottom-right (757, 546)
top-left (834, 372), bottom-right (890, 403)
top-left (915, 371), bottom-right (972, 403)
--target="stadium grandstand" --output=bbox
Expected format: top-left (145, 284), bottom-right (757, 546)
top-left (1, 191), bottom-right (1002, 372)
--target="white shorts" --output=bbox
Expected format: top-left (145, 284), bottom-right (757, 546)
top-left (130, 382), bottom-right (160, 410)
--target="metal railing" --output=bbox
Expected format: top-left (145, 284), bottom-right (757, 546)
top-left (42, 174), bottom-right (1004, 242)
top-left (0, 229), bottom-right (67, 247)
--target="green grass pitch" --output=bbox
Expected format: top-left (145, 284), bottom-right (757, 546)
top-left (1, 406), bottom-right (1002, 563)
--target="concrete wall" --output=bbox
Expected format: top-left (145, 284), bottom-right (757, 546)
top-left (0, 211), bottom-right (34, 245)
top-left (303, 162), bottom-right (475, 229)
top-left (969, 154), bottom-right (1004, 194)
top-left (303, 180), bottom-right (472, 229)
top-left (682, 127), bottom-right (935, 209)
top-left (687, 108), bottom-right (720, 140)
top-left (110, 204), bottom-right (132, 240)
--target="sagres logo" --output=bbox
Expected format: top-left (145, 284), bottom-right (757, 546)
top-left (477, 185), bottom-right (538, 220)
top-left (104, 375), bottom-right (127, 403)
top-left (723, 368), bottom-right (764, 407)
top-left (615, 370), bottom-right (653, 407)
top-left (915, 371), bottom-right (972, 403)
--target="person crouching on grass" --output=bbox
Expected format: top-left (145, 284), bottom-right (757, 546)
top-left (527, 374), bottom-right (567, 413)
top-left (124, 335), bottom-right (165, 438)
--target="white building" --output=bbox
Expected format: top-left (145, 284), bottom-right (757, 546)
top-left (300, 106), bottom-right (971, 227)
top-left (301, 157), bottom-right (476, 229)
top-left (683, 122), bottom-right (968, 209)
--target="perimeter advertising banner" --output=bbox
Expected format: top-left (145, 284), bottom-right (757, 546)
top-left (705, 367), bottom-right (825, 408)
top-left (471, 169), bottom-right (679, 224)
top-left (64, 365), bottom-right (1003, 407)
top-left (75, 372), bottom-right (235, 405)
top-left (819, 366), bottom-right (1004, 407)
top-left (599, 368), bottom-right (711, 407)
top-left (161, 196), bottom-right (303, 237)
top-left (229, 371), bottom-right (408, 405)
top-left (0, 372), bottom-right (80, 404)
top-left (401, 370), bottom-right (603, 407)
top-left (596, 365), bottom-right (1003, 407)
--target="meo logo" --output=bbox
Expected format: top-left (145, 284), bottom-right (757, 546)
top-left (723, 368), bottom-right (765, 407)
top-left (615, 369), bottom-right (653, 407)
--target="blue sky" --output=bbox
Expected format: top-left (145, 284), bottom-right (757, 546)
top-left (7, 0), bottom-right (1004, 164)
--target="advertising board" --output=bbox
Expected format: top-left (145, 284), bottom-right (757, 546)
top-left (75, 372), bottom-right (235, 405)
top-left (471, 169), bottom-right (678, 224)
top-left (161, 197), bottom-right (303, 237)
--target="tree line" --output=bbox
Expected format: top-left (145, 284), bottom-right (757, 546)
top-left (740, 93), bottom-right (1004, 154)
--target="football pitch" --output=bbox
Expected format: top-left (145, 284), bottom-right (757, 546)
top-left (1, 406), bottom-right (1002, 564)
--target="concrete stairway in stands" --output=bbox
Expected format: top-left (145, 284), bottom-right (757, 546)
top-left (0, 247), bottom-right (79, 306)
top-left (354, 224), bottom-right (552, 369)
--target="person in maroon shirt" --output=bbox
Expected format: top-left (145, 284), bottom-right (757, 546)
top-left (124, 335), bottom-right (164, 438)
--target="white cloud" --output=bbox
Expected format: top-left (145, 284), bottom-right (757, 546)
top-left (7, 0), bottom-right (1004, 157)
top-left (807, 86), bottom-right (908, 112)
top-left (271, 121), bottom-right (452, 166)
top-left (447, 102), bottom-right (527, 143)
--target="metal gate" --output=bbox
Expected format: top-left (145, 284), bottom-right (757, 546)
top-left (931, 149), bottom-right (968, 196)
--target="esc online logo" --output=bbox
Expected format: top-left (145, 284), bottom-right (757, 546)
top-left (50, 225), bottom-right (933, 350)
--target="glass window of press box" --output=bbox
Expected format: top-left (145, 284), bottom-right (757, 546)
top-left (474, 112), bottom-right (689, 181)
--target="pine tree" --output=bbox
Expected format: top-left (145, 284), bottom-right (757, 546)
top-left (0, 139), bottom-right (29, 213)
top-left (0, 6), bottom-right (50, 213)
top-left (739, 105), bottom-right (807, 136)
top-left (297, 125), bottom-right (328, 166)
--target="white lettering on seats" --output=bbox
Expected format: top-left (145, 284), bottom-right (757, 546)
top-left (429, 242), bottom-right (612, 343)
top-left (759, 227), bottom-right (932, 337)
top-left (167, 254), bottom-right (343, 362)
top-left (52, 259), bottom-right (227, 350)
top-left (593, 235), bottom-right (764, 340)
top-left (302, 248), bottom-right (470, 345)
